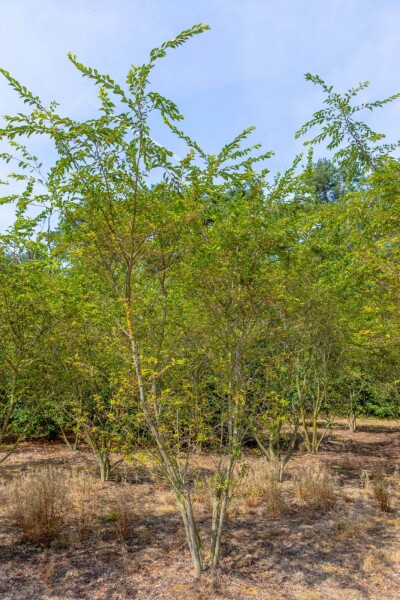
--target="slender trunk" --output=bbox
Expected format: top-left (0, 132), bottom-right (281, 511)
top-left (210, 441), bottom-right (236, 569)
top-left (178, 494), bottom-right (203, 578)
top-left (0, 380), bottom-right (18, 447)
top-left (254, 416), bottom-right (298, 482)
top-left (278, 459), bottom-right (285, 484)
top-left (349, 393), bottom-right (357, 432)
top-left (304, 379), bottom-right (327, 454)
top-left (82, 428), bottom-right (112, 482)
top-left (60, 425), bottom-right (76, 451)
top-left (125, 302), bottom-right (204, 575)
top-left (210, 475), bottom-right (231, 569)
top-left (0, 432), bottom-right (27, 464)
top-left (311, 412), bottom-right (318, 454)
top-left (349, 411), bottom-right (357, 433)
top-left (0, 417), bottom-right (31, 465)
top-left (300, 406), bottom-right (311, 452)
top-left (98, 453), bottom-right (112, 483)
top-left (210, 483), bottom-right (231, 569)
top-left (280, 417), bottom-right (299, 480)
top-left (73, 430), bottom-right (81, 451)
top-left (310, 380), bottom-right (322, 454)
top-left (209, 362), bottom-right (240, 570)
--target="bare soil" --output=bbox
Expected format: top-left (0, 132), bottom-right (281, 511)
top-left (0, 420), bottom-right (399, 600)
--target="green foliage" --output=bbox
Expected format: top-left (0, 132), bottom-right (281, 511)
top-left (296, 74), bottom-right (400, 178)
top-left (0, 23), bottom-right (399, 572)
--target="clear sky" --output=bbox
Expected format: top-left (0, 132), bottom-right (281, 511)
top-left (1, 0), bottom-right (400, 229)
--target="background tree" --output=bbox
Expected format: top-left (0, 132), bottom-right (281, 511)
top-left (0, 234), bottom-right (56, 462)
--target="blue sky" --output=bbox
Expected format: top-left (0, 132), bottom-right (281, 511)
top-left (1, 0), bottom-right (400, 229)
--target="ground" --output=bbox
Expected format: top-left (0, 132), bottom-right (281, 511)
top-left (0, 420), bottom-right (399, 600)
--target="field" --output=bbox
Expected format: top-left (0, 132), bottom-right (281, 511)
top-left (0, 421), bottom-right (399, 600)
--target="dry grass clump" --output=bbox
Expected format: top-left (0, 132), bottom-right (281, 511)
top-left (294, 463), bottom-right (336, 512)
top-left (360, 468), bottom-right (371, 489)
top-left (68, 470), bottom-right (99, 541)
top-left (236, 463), bottom-right (267, 509)
top-left (361, 469), bottom-right (394, 513)
top-left (232, 460), bottom-right (285, 518)
top-left (7, 467), bottom-right (70, 545)
top-left (373, 479), bottom-right (392, 513)
top-left (113, 483), bottom-right (135, 541)
top-left (334, 515), bottom-right (368, 539)
top-left (6, 467), bottom-right (136, 545)
top-left (191, 460), bottom-right (285, 518)
top-left (7, 467), bottom-right (100, 544)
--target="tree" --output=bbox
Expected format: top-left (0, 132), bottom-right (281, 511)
top-left (0, 24), bottom-right (271, 575)
top-left (0, 235), bottom-right (55, 462)
top-left (306, 158), bottom-right (345, 203)
top-left (1, 27), bottom-right (399, 577)
top-left (48, 266), bottom-right (136, 481)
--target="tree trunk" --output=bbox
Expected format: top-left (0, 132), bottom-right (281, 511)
top-left (349, 411), bottom-right (357, 433)
top-left (177, 494), bottom-right (203, 578)
top-left (98, 454), bottom-right (112, 482)
top-left (349, 393), bottom-right (357, 432)
top-left (125, 304), bottom-right (205, 576)
top-left (210, 487), bottom-right (230, 570)
top-left (210, 452), bottom-right (235, 570)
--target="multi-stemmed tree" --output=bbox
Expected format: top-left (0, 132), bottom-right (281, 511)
top-left (0, 24), bottom-right (272, 574)
top-left (1, 25), bottom-right (399, 577)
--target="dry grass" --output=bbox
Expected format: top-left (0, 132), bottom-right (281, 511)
top-left (235, 462), bottom-right (267, 509)
top-left (0, 421), bottom-right (399, 599)
top-left (68, 469), bottom-right (99, 541)
top-left (334, 515), bottom-right (369, 539)
top-left (293, 462), bottom-right (336, 511)
top-left (372, 476), bottom-right (392, 513)
top-left (7, 467), bottom-right (70, 545)
top-left (6, 467), bottom-right (102, 545)
top-left (112, 482), bottom-right (135, 541)
top-left (231, 459), bottom-right (285, 518)
top-left (361, 468), bottom-right (396, 513)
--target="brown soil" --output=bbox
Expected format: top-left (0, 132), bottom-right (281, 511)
top-left (0, 421), bottom-right (399, 600)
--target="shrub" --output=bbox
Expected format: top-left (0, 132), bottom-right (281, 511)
top-left (265, 459), bottom-right (284, 518)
